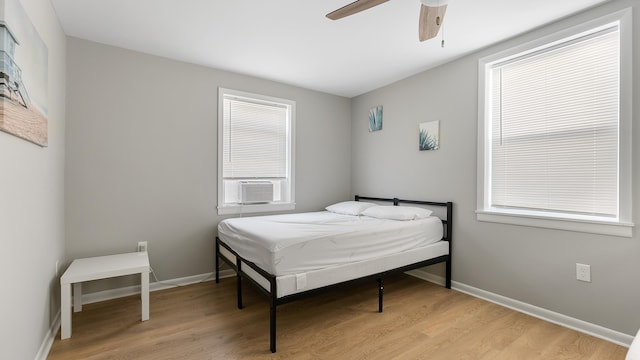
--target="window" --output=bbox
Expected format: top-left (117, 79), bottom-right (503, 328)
top-left (477, 9), bottom-right (633, 237)
top-left (217, 88), bottom-right (295, 215)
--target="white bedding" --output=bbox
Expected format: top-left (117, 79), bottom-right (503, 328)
top-left (217, 211), bottom-right (443, 277)
top-left (219, 241), bottom-right (449, 298)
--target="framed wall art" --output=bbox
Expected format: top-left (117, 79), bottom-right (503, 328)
top-left (419, 120), bottom-right (439, 151)
top-left (368, 105), bottom-right (382, 132)
top-left (0, 0), bottom-right (49, 146)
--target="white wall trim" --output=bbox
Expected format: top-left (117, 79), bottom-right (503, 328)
top-left (407, 269), bottom-right (633, 348)
top-left (405, 269), bottom-right (447, 286)
top-left (81, 270), bottom-right (235, 305)
top-left (35, 310), bottom-right (60, 360)
top-left (37, 269), bottom-right (235, 360)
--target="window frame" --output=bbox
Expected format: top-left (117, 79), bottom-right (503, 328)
top-left (217, 88), bottom-right (296, 215)
top-left (476, 8), bottom-right (633, 237)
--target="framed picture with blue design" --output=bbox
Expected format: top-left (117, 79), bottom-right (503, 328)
top-left (419, 121), bottom-right (439, 151)
top-left (368, 105), bottom-right (382, 132)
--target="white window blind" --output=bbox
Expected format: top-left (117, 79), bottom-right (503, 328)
top-left (489, 25), bottom-right (619, 218)
top-left (222, 97), bottom-right (289, 179)
top-left (217, 88), bottom-right (296, 215)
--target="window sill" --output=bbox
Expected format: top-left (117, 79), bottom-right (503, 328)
top-left (476, 209), bottom-right (634, 238)
top-left (218, 203), bottom-right (295, 216)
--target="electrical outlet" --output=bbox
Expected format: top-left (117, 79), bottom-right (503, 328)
top-left (576, 263), bottom-right (591, 282)
top-left (137, 241), bottom-right (148, 253)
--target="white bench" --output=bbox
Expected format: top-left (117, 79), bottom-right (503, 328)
top-left (60, 252), bottom-right (150, 339)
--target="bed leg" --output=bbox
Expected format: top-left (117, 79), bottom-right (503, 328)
top-left (377, 277), bottom-right (384, 313)
top-left (270, 278), bottom-right (277, 353)
top-left (236, 259), bottom-right (243, 309)
top-left (270, 301), bottom-right (276, 353)
top-left (215, 240), bottom-right (220, 284)
top-left (445, 258), bottom-right (452, 289)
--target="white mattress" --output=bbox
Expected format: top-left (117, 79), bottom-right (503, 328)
top-left (217, 211), bottom-right (444, 277)
top-left (219, 241), bottom-right (449, 298)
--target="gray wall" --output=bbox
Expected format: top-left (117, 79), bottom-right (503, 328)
top-left (65, 37), bottom-right (352, 290)
top-left (0, 0), bottom-right (66, 359)
top-left (351, 0), bottom-right (640, 335)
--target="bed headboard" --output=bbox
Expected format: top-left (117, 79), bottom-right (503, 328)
top-left (354, 195), bottom-right (453, 246)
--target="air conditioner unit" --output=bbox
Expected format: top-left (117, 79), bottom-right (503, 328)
top-left (239, 181), bottom-right (274, 204)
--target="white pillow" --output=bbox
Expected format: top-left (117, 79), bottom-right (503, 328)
top-left (361, 206), bottom-right (433, 221)
top-left (325, 201), bottom-right (377, 216)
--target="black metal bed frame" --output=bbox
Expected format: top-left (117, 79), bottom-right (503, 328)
top-left (215, 195), bottom-right (453, 353)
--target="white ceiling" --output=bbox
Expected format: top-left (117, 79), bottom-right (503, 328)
top-left (51, 0), bottom-right (609, 98)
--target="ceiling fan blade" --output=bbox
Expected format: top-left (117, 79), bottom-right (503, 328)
top-left (418, 4), bottom-right (447, 41)
top-left (326, 0), bottom-right (390, 20)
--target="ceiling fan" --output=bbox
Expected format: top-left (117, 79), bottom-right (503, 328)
top-left (326, 0), bottom-right (448, 42)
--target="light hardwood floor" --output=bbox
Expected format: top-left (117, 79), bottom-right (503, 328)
top-left (47, 274), bottom-right (628, 359)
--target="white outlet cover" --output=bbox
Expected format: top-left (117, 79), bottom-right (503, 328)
top-left (576, 263), bottom-right (591, 282)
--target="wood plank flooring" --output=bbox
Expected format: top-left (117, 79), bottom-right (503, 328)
top-left (47, 274), bottom-right (628, 359)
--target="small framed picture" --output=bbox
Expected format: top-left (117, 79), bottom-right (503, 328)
top-left (369, 105), bottom-right (383, 132)
top-left (419, 121), bottom-right (439, 151)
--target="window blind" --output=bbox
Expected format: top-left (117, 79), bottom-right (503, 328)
top-left (489, 25), bottom-right (619, 218)
top-left (222, 97), bottom-right (288, 179)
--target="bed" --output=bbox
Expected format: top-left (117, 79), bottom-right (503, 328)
top-left (215, 195), bottom-right (453, 353)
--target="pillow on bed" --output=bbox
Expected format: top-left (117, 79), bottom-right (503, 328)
top-left (361, 206), bottom-right (433, 220)
top-left (325, 201), bottom-right (377, 216)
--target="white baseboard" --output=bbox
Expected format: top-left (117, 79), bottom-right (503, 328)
top-left (405, 269), bottom-right (446, 286)
top-left (406, 269), bottom-right (633, 348)
top-left (81, 269), bottom-right (235, 305)
top-left (37, 269), bottom-right (235, 360)
top-left (35, 310), bottom-right (60, 360)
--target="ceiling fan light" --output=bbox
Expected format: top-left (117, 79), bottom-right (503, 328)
top-left (418, 1), bottom-right (448, 42)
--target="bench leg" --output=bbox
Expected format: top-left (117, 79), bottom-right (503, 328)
top-left (61, 283), bottom-right (72, 339)
top-left (141, 270), bottom-right (150, 321)
top-left (73, 283), bottom-right (82, 312)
